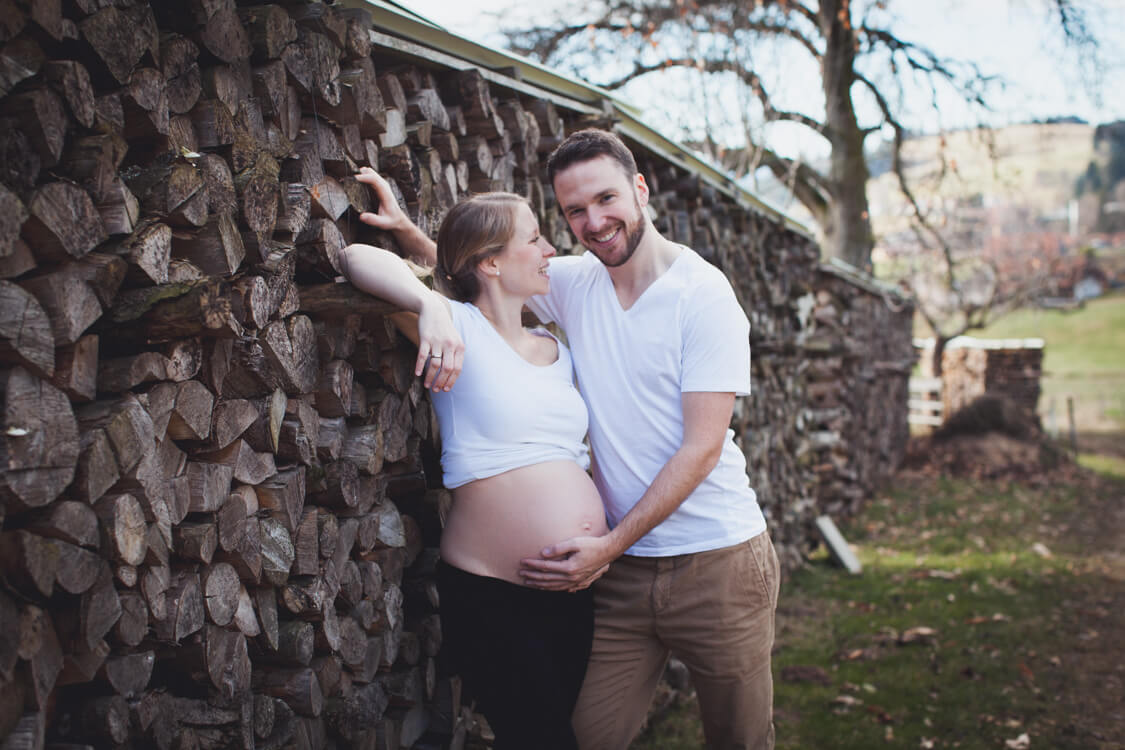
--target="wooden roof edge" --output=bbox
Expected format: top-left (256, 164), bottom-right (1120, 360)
top-left (818, 257), bottom-right (914, 304)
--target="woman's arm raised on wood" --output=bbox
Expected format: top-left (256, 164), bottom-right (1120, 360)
top-left (339, 243), bottom-right (463, 391)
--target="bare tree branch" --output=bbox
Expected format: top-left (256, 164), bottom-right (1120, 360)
top-left (853, 70), bottom-right (957, 290)
top-left (1045, 0), bottom-right (1104, 105)
top-left (758, 151), bottom-right (832, 219)
top-left (603, 57), bottom-right (830, 136)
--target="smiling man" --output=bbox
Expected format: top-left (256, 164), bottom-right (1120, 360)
top-left (515, 129), bottom-right (781, 750)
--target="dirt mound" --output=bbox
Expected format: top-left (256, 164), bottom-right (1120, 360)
top-left (903, 432), bottom-right (1071, 479)
top-left (933, 392), bottom-right (1041, 441)
top-left (904, 394), bottom-right (1071, 479)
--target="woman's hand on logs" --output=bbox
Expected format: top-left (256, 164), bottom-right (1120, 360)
top-left (416, 293), bottom-right (464, 392)
top-left (355, 167), bottom-right (439, 266)
top-left (356, 167), bottom-right (410, 233)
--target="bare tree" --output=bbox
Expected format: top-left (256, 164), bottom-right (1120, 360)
top-left (898, 216), bottom-right (1069, 376)
top-left (886, 0), bottom-right (1106, 375)
top-left (506, 0), bottom-right (1103, 272)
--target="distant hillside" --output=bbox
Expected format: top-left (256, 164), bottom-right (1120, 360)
top-left (866, 122), bottom-right (1095, 239)
top-left (1076, 121), bottom-right (1125, 234)
top-left (737, 122), bottom-right (1102, 247)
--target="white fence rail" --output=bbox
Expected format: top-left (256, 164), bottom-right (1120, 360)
top-left (908, 376), bottom-right (944, 427)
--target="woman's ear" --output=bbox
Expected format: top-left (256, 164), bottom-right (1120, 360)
top-left (477, 255), bottom-right (501, 278)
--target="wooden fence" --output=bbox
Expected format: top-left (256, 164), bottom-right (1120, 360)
top-left (908, 376), bottom-right (944, 428)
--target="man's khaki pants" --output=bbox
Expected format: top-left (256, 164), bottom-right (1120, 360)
top-left (572, 531), bottom-right (781, 750)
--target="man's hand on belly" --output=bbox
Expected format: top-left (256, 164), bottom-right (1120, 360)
top-left (519, 535), bottom-right (617, 591)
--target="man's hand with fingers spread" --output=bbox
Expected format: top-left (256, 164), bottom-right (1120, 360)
top-left (520, 535), bottom-right (620, 591)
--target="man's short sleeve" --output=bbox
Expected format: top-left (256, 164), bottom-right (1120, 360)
top-left (525, 255), bottom-right (584, 325)
top-left (680, 276), bottom-right (751, 395)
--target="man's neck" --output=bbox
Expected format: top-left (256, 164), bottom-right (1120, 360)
top-left (605, 229), bottom-right (683, 309)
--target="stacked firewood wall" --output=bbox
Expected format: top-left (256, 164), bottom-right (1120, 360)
top-left (920, 341), bottom-right (1044, 417)
top-left (0, 1), bottom-right (497, 748)
top-left (802, 266), bottom-right (914, 520)
top-left (0, 0), bottom-right (907, 747)
top-left (977, 348), bottom-right (1043, 415)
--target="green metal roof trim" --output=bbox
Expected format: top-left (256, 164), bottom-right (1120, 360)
top-left (338, 0), bottom-right (814, 239)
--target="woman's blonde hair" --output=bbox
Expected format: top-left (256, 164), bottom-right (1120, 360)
top-left (434, 192), bottom-right (528, 302)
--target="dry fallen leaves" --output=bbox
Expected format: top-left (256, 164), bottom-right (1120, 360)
top-left (899, 626), bottom-right (939, 645)
top-left (866, 704), bottom-right (894, 724)
top-left (780, 665), bottom-right (832, 685)
top-left (913, 568), bottom-right (960, 580)
top-left (1004, 733), bottom-right (1031, 749)
top-left (964, 612), bottom-right (1011, 624)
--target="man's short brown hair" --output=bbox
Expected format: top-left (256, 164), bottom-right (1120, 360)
top-left (546, 128), bottom-right (638, 186)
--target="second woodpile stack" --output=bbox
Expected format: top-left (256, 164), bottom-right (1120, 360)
top-left (0, 0), bottom-right (912, 748)
top-left (917, 339), bottom-right (1045, 419)
top-left (938, 343), bottom-right (1045, 418)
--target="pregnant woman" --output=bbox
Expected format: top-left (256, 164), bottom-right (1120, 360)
top-left (340, 169), bottom-right (608, 750)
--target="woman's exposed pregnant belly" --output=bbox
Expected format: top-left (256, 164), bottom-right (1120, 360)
top-left (440, 460), bottom-right (608, 584)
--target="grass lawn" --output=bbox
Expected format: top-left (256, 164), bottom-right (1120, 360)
top-left (973, 292), bottom-right (1125, 376)
top-left (630, 466), bottom-right (1125, 749)
top-left (1077, 451), bottom-right (1125, 479)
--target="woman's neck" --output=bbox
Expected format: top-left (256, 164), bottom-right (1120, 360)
top-left (472, 291), bottom-right (527, 339)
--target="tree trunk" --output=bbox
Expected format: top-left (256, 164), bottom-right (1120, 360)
top-left (931, 335), bottom-right (948, 378)
top-left (818, 0), bottom-right (873, 270)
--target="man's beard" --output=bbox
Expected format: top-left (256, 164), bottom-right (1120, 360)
top-left (586, 198), bottom-right (646, 268)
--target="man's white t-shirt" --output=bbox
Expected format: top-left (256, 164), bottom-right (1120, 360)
top-left (526, 248), bottom-right (766, 556)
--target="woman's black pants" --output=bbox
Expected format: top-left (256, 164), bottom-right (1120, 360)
top-left (436, 561), bottom-right (594, 750)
